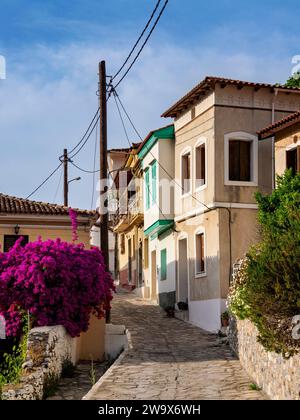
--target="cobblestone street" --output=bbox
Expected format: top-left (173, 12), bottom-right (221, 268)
top-left (84, 290), bottom-right (266, 400)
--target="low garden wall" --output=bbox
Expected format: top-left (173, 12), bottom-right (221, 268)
top-left (228, 318), bottom-right (300, 400)
top-left (2, 325), bottom-right (73, 400)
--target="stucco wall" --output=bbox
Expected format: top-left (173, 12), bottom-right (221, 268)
top-left (176, 209), bottom-right (220, 303)
top-left (229, 318), bottom-right (300, 400)
top-left (0, 224), bottom-right (91, 250)
top-left (274, 123), bottom-right (300, 176)
top-left (174, 106), bottom-right (215, 218)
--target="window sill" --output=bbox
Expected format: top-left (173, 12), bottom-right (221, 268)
top-left (225, 181), bottom-right (258, 187)
top-left (195, 272), bottom-right (207, 279)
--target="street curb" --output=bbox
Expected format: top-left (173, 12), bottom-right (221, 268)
top-left (82, 328), bottom-right (133, 400)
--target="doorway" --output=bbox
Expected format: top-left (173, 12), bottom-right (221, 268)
top-left (178, 238), bottom-right (189, 304)
top-left (151, 250), bottom-right (157, 301)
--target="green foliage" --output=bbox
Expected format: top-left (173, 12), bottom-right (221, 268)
top-left (249, 383), bottom-right (261, 391)
top-left (0, 333), bottom-right (27, 396)
top-left (229, 171), bottom-right (300, 357)
top-left (285, 72), bottom-right (300, 88)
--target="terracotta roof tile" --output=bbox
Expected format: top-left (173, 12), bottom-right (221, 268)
top-left (0, 194), bottom-right (95, 217)
top-left (162, 76), bottom-right (300, 119)
top-left (258, 110), bottom-right (300, 139)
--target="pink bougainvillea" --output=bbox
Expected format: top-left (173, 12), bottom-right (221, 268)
top-left (0, 238), bottom-right (114, 338)
top-left (68, 208), bottom-right (79, 242)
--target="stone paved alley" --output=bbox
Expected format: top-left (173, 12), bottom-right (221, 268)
top-left (84, 290), bottom-right (266, 400)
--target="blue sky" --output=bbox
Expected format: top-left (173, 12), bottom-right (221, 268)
top-left (0, 0), bottom-right (299, 209)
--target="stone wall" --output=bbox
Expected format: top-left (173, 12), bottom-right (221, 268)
top-left (229, 318), bottom-right (300, 400)
top-left (2, 326), bottom-right (73, 400)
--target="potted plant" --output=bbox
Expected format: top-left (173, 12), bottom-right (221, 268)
top-left (221, 311), bottom-right (230, 327)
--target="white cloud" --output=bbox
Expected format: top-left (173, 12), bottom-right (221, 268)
top-left (0, 39), bottom-right (294, 209)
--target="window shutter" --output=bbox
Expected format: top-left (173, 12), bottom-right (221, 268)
top-left (145, 169), bottom-right (150, 209)
top-left (160, 249), bottom-right (167, 280)
top-left (151, 161), bottom-right (157, 204)
top-left (201, 146), bottom-right (206, 183)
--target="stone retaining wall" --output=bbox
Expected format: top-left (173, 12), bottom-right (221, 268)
top-left (2, 326), bottom-right (73, 400)
top-left (228, 318), bottom-right (300, 400)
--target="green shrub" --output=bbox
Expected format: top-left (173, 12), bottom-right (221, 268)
top-left (229, 170), bottom-right (300, 357)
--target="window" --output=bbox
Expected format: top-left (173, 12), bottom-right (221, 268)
top-left (229, 140), bottom-right (251, 182)
top-left (160, 248), bottom-right (167, 281)
top-left (144, 238), bottom-right (149, 269)
top-left (195, 142), bottom-right (206, 189)
top-left (3, 235), bottom-right (29, 253)
top-left (195, 232), bottom-right (205, 275)
top-left (181, 152), bottom-right (191, 194)
top-left (224, 132), bottom-right (258, 186)
top-left (145, 168), bottom-right (150, 210)
top-left (286, 147), bottom-right (300, 174)
top-left (151, 161), bottom-right (157, 205)
top-left (120, 234), bottom-right (125, 255)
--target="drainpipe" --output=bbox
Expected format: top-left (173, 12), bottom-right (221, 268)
top-left (271, 89), bottom-right (278, 190)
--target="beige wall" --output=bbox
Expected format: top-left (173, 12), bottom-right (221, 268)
top-left (174, 106), bottom-right (215, 217)
top-left (176, 209), bottom-right (220, 302)
top-left (0, 226), bottom-right (91, 249)
top-left (274, 122), bottom-right (300, 176)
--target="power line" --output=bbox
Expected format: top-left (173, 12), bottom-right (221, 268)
top-left (69, 108), bottom-right (100, 156)
top-left (112, 90), bottom-right (133, 148)
top-left (114, 0), bottom-right (169, 89)
top-left (52, 165), bottom-right (63, 203)
top-left (69, 160), bottom-right (100, 174)
top-left (112, 0), bottom-right (162, 81)
top-left (91, 119), bottom-right (99, 210)
top-left (26, 162), bottom-right (63, 200)
top-left (69, 113), bottom-right (100, 159)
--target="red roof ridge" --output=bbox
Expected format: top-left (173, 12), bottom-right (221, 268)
top-left (0, 193), bottom-right (95, 217)
top-left (258, 110), bottom-right (300, 139)
top-left (162, 76), bottom-right (300, 118)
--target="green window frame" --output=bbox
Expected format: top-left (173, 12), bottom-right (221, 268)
top-left (151, 160), bottom-right (157, 205)
top-left (160, 248), bottom-right (167, 281)
top-left (145, 168), bottom-right (150, 210)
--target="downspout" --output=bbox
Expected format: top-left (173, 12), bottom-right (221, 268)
top-left (271, 89), bottom-right (279, 189)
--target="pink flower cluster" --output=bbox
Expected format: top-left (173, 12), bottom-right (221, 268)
top-left (0, 238), bottom-right (114, 338)
top-left (68, 208), bottom-right (78, 242)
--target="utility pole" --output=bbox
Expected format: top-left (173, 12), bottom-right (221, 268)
top-left (99, 60), bottom-right (109, 270)
top-left (63, 148), bottom-right (68, 207)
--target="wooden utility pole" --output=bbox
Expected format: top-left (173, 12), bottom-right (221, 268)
top-left (99, 61), bottom-right (109, 270)
top-left (63, 148), bottom-right (68, 207)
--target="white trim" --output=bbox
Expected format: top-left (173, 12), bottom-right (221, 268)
top-left (286, 141), bottom-right (300, 151)
top-left (194, 137), bottom-right (208, 193)
top-left (174, 202), bottom-right (258, 223)
top-left (224, 131), bottom-right (258, 186)
top-left (180, 146), bottom-right (192, 197)
top-left (194, 227), bottom-right (207, 278)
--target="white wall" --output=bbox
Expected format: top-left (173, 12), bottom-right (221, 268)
top-left (189, 298), bottom-right (227, 333)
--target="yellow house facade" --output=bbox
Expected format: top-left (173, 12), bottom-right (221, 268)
top-left (0, 193), bottom-right (105, 362)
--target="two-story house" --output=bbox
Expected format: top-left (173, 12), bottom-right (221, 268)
top-left (137, 125), bottom-right (176, 307)
top-left (162, 76), bottom-right (300, 332)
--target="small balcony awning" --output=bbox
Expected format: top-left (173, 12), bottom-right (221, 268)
top-left (144, 219), bottom-right (174, 240)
